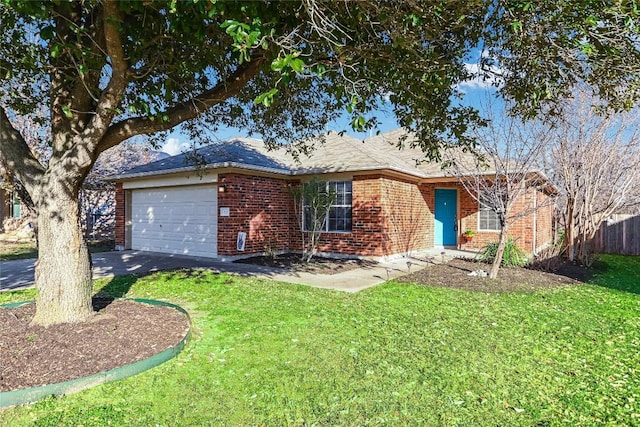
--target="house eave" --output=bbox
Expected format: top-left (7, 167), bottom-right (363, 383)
top-left (107, 161), bottom-right (292, 182)
top-left (109, 162), bottom-right (433, 182)
top-left (292, 164), bottom-right (429, 180)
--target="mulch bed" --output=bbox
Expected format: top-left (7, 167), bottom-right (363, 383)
top-left (234, 253), bottom-right (377, 274)
top-left (398, 258), bottom-right (594, 293)
top-left (0, 299), bottom-right (189, 392)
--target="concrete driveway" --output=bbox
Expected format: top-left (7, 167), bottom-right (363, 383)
top-left (0, 249), bottom-right (470, 293)
top-left (0, 251), bottom-right (261, 292)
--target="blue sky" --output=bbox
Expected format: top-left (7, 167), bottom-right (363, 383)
top-left (160, 67), bottom-right (496, 155)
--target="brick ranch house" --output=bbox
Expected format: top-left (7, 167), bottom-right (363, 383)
top-left (110, 129), bottom-right (556, 259)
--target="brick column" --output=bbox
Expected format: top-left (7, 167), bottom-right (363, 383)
top-left (114, 182), bottom-right (126, 249)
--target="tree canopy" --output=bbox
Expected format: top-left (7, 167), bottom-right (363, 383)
top-left (1, 0), bottom-right (640, 325)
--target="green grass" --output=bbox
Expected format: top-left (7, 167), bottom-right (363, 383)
top-left (0, 241), bottom-right (38, 261)
top-left (1, 254), bottom-right (639, 426)
top-left (0, 239), bottom-right (115, 261)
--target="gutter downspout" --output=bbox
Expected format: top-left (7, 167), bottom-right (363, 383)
top-left (532, 190), bottom-right (537, 255)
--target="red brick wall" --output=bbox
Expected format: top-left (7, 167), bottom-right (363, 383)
top-left (312, 175), bottom-right (388, 256)
top-left (455, 186), bottom-right (555, 254)
top-left (314, 175), bottom-right (431, 257)
top-left (114, 183), bottom-right (125, 247)
top-left (380, 177), bottom-right (431, 254)
top-left (508, 189), bottom-right (536, 252)
top-left (217, 173), bottom-right (295, 256)
top-left (535, 192), bottom-right (555, 252)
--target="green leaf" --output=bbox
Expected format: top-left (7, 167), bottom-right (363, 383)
top-left (40, 25), bottom-right (54, 40)
top-left (61, 105), bottom-right (73, 118)
top-left (289, 58), bottom-right (305, 74)
top-left (254, 88), bottom-right (279, 107)
top-left (346, 95), bottom-right (358, 114)
top-left (350, 116), bottom-right (366, 132)
top-left (585, 15), bottom-right (598, 27)
top-left (580, 43), bottom-right (594, 55)
top-left (271, 57), bottom-right (287, 72)
top-left (50, 44), bottom-right (61, 58)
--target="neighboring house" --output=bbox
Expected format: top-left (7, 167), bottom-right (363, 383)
top-left (0, 188), bottom-right (10, 229)
top-left (0, 186), bottom-right (22, 230)
top-left (109, 129), bottom-right (556, 259)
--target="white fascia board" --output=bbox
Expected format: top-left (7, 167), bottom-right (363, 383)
top-left (122, 172), bottom-right (218, 189)
top-left (110, 162), bottom-right (291, 182)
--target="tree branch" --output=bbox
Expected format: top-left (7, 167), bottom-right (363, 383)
top-left (50, 3), bottom-right (80, 154)
top-left (97, 55), bottom-right (265, 153)
top-left (54, 0), bottom-right (130, 181)
top-left (0, 107), bottom-right (46, 198)
top-left (68, 3), bottom-right (106, 129)
top-left (81, 0), bottom-right (129, 148)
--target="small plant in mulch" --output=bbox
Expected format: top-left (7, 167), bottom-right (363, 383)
top-left (478, 238), bottom-right (528, 267)
top-left (398, 257), bottom-right (581, 293)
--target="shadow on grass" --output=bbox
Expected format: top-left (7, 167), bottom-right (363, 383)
top-left (587, 255), bottom-right (640, 295)
top-left (548, 258), bottom-right (609, 283)
top-left (91, 268), bottom-right (221, 310)
top-left (92, 274), bottom-right (140, 310)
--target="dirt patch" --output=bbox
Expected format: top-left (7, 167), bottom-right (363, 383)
top-left (234, 253), bottom-right (377, 275)
top-left (0, 299), bottom-right (189, 392)
top-left (398, 258), bottom-right (589, 293)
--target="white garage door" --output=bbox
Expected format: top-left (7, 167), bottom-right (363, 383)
top-left (131, 185), bottom-right (217, 258)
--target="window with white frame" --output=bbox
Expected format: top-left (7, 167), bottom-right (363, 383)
top-left (303, 180), bottom-right (352, 232)
top-left (11, 192), bottom-right (21, 219)
top-left (478, 193), bottom-right (501, 231)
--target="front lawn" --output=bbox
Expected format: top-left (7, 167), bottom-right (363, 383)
top-left (0, 240), bottom-right (37, 261)
top-left (1, 254), bottom-right (638, 426)
top-left (0, 239), bottom-right (115, 261)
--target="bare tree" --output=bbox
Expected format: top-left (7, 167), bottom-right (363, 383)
top-left (79, 142), bottom-right (165, 239)
top-left (545, 91), bottom-right (640, 265)
top-left (290, 177), bottom-right (336, 263)
top-left (444, 104), bottom-right (556, 279)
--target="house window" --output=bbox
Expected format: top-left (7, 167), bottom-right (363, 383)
top-left (11, 192), bottom-right (21, 219)
top-left (303, 180), bottom-right (352, 232)
top-left (478, 193), bottom-right (501, 231)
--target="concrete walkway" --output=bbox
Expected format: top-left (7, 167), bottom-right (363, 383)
top-left (0, 249), bottom-right (477, 293)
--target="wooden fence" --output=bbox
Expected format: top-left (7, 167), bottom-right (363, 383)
top-left (593, 214), bottom-right (640, 256)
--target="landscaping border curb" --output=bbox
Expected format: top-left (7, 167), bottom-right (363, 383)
top-left (0, 298), bottom-right (191, 409)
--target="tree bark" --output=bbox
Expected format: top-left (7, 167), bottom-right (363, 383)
top-left (489, 223), bottom-right (509, 279)
top-left (31, 178), bottom-right (93, 327)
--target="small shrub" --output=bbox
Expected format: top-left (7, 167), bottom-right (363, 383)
top-left (555, 230), bottom-right (565, 248)
top-left (478, 238), bottom-right (528, 267)
top-left (528, 242), bottom-right (565, 272)
top-left (527, 245), bottom-right (565, 273)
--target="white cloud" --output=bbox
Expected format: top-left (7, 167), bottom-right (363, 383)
top-left (458, 63), bottom-right (504, 92)
top-left (161, 138), bottom-right (189, 156)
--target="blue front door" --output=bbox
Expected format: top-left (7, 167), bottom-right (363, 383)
top-left (434, 189), bottom-right (457, 246)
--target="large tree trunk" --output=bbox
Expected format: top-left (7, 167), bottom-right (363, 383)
top-left (31, 179), bottom-right (94, 327)
top-left (489, 224), bottom-right (509, 279)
